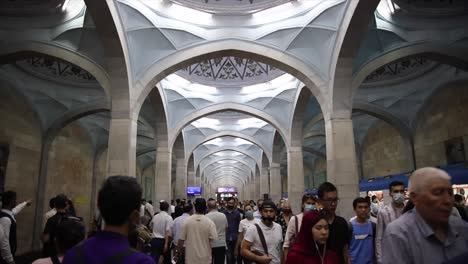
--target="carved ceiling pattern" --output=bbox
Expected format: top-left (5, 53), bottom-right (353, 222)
top-left (177, 57), bottom-right (282, 86)
top-left (15, 56), bottom-right (97, 83)
top-left (364, 56), bottom-right (433, 83)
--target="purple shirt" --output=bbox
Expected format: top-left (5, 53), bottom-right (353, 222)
top-left (224, 209), bottom-right (241, 241)
top-left (62, 231), bottom-right (154, 264)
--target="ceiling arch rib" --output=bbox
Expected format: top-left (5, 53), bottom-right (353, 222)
top-left (204, 163), bottom-right (252, 179)
top-left (193, 141), bottom-right (264, 170)
top-left (200, 157), bottom-right (256, 175)
top-left (206, 169), bottom-right (248, 185)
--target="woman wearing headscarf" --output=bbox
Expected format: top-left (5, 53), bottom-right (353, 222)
top-left (285, 210), bottom-right (339, 264)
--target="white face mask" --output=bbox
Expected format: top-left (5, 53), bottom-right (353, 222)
top-left (393, 193), bottom-right (405, 203)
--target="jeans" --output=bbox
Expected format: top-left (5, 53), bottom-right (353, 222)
top-left (212, 246), bottom-right (226, 264)
top-left (151, 238), bottom-right (171, 264)
top-left (226, 240), bottom-right (237, 264)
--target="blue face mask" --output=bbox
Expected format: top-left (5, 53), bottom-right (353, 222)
top-left (304, 204), bottom-right (315, 212)
top-left (393, 193), bottom-right (405, 204)
top-left (245, 211), bottom-right (254, 218)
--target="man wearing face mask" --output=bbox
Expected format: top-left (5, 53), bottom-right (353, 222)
top-left (282, 194), bottom-right (317, 262)
top-left (375, 181), bottom-right (405, 264)
top-left (275, 201), bottom-right (292, 242)
top-left (224, 197), bottom-right (241, 264)
top-left (242, 200), bottom-right (283, 264)
top-left (62, 176), bottom-right (155, 264)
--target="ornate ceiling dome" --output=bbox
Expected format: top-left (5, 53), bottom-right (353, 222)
top-left (176, 56), bottom-right (284, 87)
top-left (170, 0), bottom-right (290, 14)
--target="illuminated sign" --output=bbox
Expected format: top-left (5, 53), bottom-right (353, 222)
top-left (217, 187), bottom-right (237, 193)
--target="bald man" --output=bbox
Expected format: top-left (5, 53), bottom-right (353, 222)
top-left (382, 167), bottom-right (468, 264)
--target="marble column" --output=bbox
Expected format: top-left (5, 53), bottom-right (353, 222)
top-left (155, 148), bottom-right (172, 203)
top-left (260, 168), bottom-right (270, 197)
top-left (175, 158), bottom-right (187, 199)
top-left (287, 147), bottom-right (304, 214)
top-left (270, 163), bottom-right (282, 203)
top-left (107, 117), bottom-right (138, 176)
top-left (325, 118), bottom-right (359, 219)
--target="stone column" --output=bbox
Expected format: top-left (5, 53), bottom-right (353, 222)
top-left (107, 117), bottom-right (138, 176)
top-left (187, 171), bottom-right (195, 187)
top-left (255, 174), bottom-right (261, 200)
top-left (175, 158), bottom-right (187, 199)
top-left (250, 178), bottom-right (256, 201)
top-left (270, 163), bottom-right (282, 203)
top-left (287, 147), bottom-right (304, 214)
top-left (155, 148), bottom-right (172, 203)
top-left (325, 118), bottom-right (359, 219)
top-left (260, 168), bottom-right (270, 198)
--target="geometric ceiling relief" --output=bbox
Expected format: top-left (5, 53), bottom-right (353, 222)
top-left (15, 56), bottom-right (97, 83)
top-left (162, 72), bottom-right (301, 130)
top-left (177, 57), bottom-right (283, 86)
top-left (170, 0), bottom-right (291, 14)
top-left (183, 111), bottom-right (275, 159)
top-left (363, 56), bottom-right (436, 84)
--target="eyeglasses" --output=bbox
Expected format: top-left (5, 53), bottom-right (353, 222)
top-left (321, 198), bottom-right (340, 204)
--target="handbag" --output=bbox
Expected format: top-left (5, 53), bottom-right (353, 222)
top-left (243, 224), bottom-right (269, 264)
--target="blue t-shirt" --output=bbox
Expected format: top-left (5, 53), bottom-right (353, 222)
top-left (349, 220), bottom-right (374, 264)
top-left (62, 231), bottom-right (154, 264)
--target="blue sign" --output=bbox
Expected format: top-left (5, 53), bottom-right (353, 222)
top-left (187, 186), bottom-right (202, 195)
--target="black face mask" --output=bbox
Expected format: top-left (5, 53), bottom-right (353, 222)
top-left (227, 205), bottom-right (234, 210)
top-left (262, 216), bottom-right (275, 223)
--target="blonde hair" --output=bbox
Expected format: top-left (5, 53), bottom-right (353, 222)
top-left (409, 167), bottom-right (451, 192)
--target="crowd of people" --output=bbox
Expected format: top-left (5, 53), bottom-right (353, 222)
top-left (0, 166), bottom-right (468, 264)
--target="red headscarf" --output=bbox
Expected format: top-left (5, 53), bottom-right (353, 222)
top-left (285, 210), bottom-right (339, 264)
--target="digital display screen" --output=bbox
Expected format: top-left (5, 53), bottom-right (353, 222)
top-left (217, 187), bottom-right (237, 193)
top-left (187, 186), bottom-right (202, 195)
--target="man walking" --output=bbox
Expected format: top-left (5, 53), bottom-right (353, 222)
top-left (376, 181), bottom-right (405, 264)
top-left (317, 182), bottom-right (349, 264)
top-left (224, 197), bottom-right (241, 264)
top-left (150, 201), bottom-right (173, 264)
top-left (206, 199), bottom-right (228, 264)
top-left (349, 197), bottom-right (376, 264)
top-left (241, 200), bottom-right (283, 264)
top-left (177, 198), bottom-right (217, 264)
top-left (382, 167), bottom-right (468, 264)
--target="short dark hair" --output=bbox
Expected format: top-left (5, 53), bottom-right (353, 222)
top-left (318, 182), bottom-right (337, 199)
top-left (454, 194), bottom-right (464, 203)
top-left (389, 181), bottom-right (404, 192)
top-left (194, 198), bottom-right (207, 213)
top-left (160, 201), bottom-right (169, 211)
top-left (56, 217), bottom-right (85, 254)
top-left (49, 197), bottom-right (56, 209)
top-left (353, 197), bottom-right (370, 209)
top-left (183, 203), bottom-right (193, 213)
top-left (207, 198), bottom-right (216, 202)
top-left (55, 194), bottom-right (68, 209)
top-left (371, 195), bottom-right (377, 201)
top-left (176, 199), bottom-right (181, 204)
top-left (302, 193), bottom-right (316, 204)
top-left (98, 176), bottom-right (142, 226)
top-left (1, 191), bottom-right (16, 207)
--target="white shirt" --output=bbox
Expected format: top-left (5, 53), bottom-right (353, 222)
top-left (206, 210), bottom-right (228, 248)
top-left (0, 209), bottom-right (15, 263)
top-left (244, 221), bottom-right (283, 264)
top-left (150, 211), bottom-right (173, 239)
top-left (172, 213), bottom-right (190, 246)
top-left (180, 214), bottom-right (218, 264)
top-left (349, 215), bottom-right (377, 224)
top-left (238, 218), bottom-right (260, 235)
top-left (170, 205), bottom-right (176, 215)
top-left (283, 213), bottom-right (303, 249)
